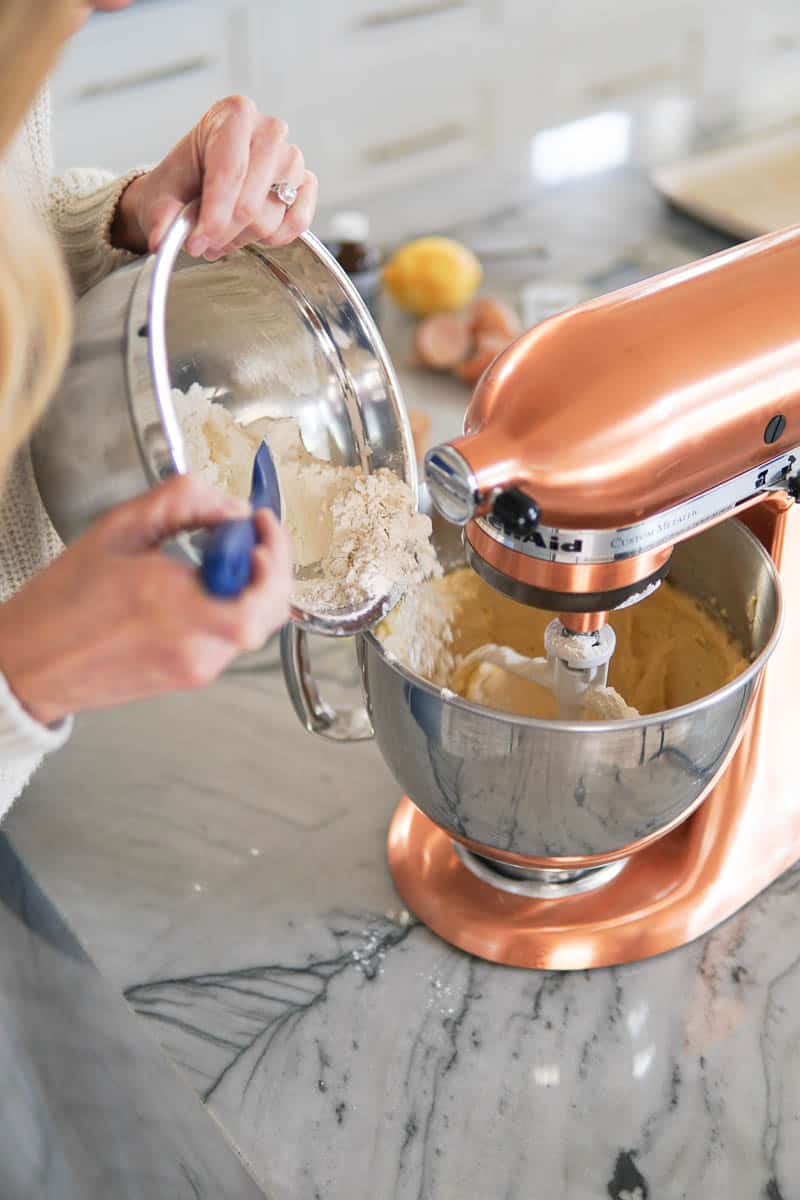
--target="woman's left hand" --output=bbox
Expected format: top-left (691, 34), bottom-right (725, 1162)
top-left (112, 94), bottom-right (318, 260)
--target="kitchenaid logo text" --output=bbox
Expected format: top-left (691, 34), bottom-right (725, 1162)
top-left (487, 516), bottom-right (583, 553)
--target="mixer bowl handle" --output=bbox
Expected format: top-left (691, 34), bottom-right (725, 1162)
top-left (280, 626), bottom-right (374, 742)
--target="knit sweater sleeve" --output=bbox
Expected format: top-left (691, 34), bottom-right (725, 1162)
top-left (0, 673), bottom-right (73, 820)
top-left (47, 166), bottom-right (150, 298)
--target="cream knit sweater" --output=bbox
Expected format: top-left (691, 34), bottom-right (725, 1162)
top-left (0, 90), bottom-right (147, 816)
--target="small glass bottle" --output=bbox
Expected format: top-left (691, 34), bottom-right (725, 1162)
top-left (328, 211), bottom-right (382, 327)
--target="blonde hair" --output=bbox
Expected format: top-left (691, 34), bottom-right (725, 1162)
top-left (0, 202), bottom-right (71, 465)
top-left (0, 0), bottom-right (77, 483)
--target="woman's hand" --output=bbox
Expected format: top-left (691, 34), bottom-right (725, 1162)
top-left (0, 475), bottom-right (291, 726)
top-left (112, 95), bottom-right (318, 261)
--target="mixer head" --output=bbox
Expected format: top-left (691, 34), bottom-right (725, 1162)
top-left (425, 229), bottom-right (800, 643)
top-left (425, 441), bottom-right (672, 618)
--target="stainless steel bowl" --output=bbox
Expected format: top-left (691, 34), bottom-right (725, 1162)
top-left (282, 517), bottom-right (782, 870)
top-left (31, 205), bottom-right (415, 635)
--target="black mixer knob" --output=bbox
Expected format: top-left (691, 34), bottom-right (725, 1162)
top-left (492, 488), bottom-right (540, 537)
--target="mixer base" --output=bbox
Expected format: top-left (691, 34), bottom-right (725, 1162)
top-left (387, 788), bottom-right (796, 969)
top-left (388, 502), bottom-right (800, 970)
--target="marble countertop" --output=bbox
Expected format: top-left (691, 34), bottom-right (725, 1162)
top-left (8, 164), bottom-right (800, 1200)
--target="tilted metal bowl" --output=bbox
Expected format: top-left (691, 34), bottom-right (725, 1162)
top-left (282, 515), bottom-right (782, 867)
top-left (31, 205), bottom-right (415, 635)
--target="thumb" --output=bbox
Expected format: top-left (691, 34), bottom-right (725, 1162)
top-left (135, 131), bottom-right (202, 251)
top-left (146, 193), bottom-right (190, 253)
top-left (99, 475), bottom-right (251, 552)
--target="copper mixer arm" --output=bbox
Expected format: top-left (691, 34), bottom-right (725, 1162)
top-left (425, 223), bottom-right (800, 612)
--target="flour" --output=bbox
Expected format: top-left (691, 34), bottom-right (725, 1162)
top-left (171, 384), bottom-right (438, 613)
top-left (293, 469), bottom-right (440, 612)
top-left (171, 383), bottom-right (259, 500)
top-left (377, 577), bottom-right (456, 685)
top-left (578, 685), bottom-right (640, 721)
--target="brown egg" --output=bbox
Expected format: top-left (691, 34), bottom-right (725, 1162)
top-left (414, 312), bottom-right (472, 370)
top-left (453, 333), bottom-right (510, 384)
top-left (469, 296), bottom-right (522, 341)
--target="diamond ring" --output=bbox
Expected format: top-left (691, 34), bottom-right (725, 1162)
top-left (269, 181), bottom-right (298, 208)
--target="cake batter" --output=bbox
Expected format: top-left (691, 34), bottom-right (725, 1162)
top-left (377, 567), bottom-right (748, 720)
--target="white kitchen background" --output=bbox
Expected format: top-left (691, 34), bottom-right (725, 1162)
top-left (51, 0), bottom-right (800, 209)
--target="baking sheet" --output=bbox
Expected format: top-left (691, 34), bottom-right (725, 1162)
top-left (650, 125), bottom-right (800, 240)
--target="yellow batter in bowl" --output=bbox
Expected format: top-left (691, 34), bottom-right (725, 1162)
top-left (377, 567), bottom-right (749, 720)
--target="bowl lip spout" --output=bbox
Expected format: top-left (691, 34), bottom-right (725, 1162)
top-left (364, 518), bottom-right (784, 734)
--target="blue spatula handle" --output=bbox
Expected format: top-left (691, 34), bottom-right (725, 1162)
top-left (201, 442), bottom-right (281, 599)
top-left (201, 518), bottom-right (259, 598)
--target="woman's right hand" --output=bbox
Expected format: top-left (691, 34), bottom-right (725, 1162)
top-left (0, 474), bottom-right (292, 727)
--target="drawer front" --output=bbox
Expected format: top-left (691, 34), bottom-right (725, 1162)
top-left (295, 68), bottom-right (485, 202)
top-left (319, 0), bottom-right (482, 47)
top-left (50, 0), bottom-right (236, 173)
top-left (51, 0), bottom-right (230, 106)
top-left (738, 0), bottom-right (800, 124)
top-left (554, 9), bottom-right (697, 112)
top-left (52, 63), bottom-right (230, 173)
top-left (493, 4), bottom-right (699, 161)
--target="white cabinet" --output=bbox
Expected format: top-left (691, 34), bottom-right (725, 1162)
top-left (50, 0), bottom-right (490, 201)
top-left (50, 0), bottom-right (246, 173)
top-left (492, 0), bottom-right (702, 159)
top-left (249, 0), bottom-right (490, 204)
top-left (303, 63), bottom-right (487, 203)
top-left (699, 0), bottom-right (800, 134)
top-left (47, 0), bottom-right (800, 207)
top-left (738, 0), bottom-right (800, 128)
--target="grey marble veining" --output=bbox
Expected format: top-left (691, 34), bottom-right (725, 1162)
top-left (7, 163), bottom-right (799, 1198)
top-left (120, 883), bottom-right (800, 1200)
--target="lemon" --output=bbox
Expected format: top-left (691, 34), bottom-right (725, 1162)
top-left (382, 237), bottom-right (482, 316)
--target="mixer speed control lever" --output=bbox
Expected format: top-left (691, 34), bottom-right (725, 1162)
top-left (491, 488), bottom-right (540, 538)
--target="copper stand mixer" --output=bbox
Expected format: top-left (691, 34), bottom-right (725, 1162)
top-left (285, 222), bottom-right (800, 970)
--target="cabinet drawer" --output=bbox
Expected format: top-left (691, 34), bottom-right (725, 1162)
top-left (52, 61), bottom-right (230, 174)
top-left (737, 1), bottom-right (800, 125)
top-left (51, 0), bottom-right (229, 106)
top-left (321, 0), bottom-right (481, 43)
top-left (298, 68), bottom-right (484, 202)
top-left (550, 8), bottom-right (696, 120)
top-left (50, 0), bottom-right (237, 174)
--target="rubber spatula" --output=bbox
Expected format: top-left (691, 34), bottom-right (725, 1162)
top-left (201, 441), bottom-right (282, 597)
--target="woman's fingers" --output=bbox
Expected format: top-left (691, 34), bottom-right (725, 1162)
top-left (209, 141), bottom-right (307, 258)
top-left (200, 510), bottom-right (292, 650)
top-left (266, 169), bottom-right (319, 248)
top-left (223, 118), bottom-right (294, 243)
top-left (189, 95), bottom-right (258, 257)
top-left (118, 97), bottom-right (316, 257)
top-left (99, 474), bottom-right (250, 553)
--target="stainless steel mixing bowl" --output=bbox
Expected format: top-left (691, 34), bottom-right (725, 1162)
top-left (282, 516), bottom-right (782, 871)
top-left (31, 204), bottom-right (415, 634)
